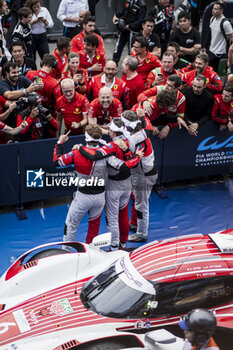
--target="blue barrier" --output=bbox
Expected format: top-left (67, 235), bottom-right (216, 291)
top-left (1, 122), bottom-right (233, 206)
top-left (19, 136), bottom-right (85, 204)
top-left (162, 121), bottom-right (233, 182)
top-left (1, 143), bottom-right (20, 206)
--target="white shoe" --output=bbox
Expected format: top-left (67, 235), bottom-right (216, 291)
top-left (128, 233), bottom-right (147, 242)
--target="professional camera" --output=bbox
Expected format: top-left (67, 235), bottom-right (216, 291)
top-left (16, 93), bottom-right (50, 117)
top-left (115, 18), bottom-right (127, 32)
top-left (16, 99), bottom-right (26, 108)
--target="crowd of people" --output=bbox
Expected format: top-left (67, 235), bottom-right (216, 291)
top-left (0, 1), bottom-right (225, 347)
top-left (0, 0), bottom-right (233, 252)
top-left (0, 0), bottom-right (232, 144)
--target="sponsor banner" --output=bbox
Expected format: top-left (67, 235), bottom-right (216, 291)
top-left (162, 121), bottom-right (233, 182)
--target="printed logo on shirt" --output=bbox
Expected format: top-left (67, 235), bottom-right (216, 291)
top-left (186, 39), bottom-right (194, 44)
top-left (73, 108), bottom-right (80, 114)
top-left (26, 168), bottom-right (44, 187)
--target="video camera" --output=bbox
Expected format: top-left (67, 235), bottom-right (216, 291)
top-left (16, 92), bottom-right (50, 117)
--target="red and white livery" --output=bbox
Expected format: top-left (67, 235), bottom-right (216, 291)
top-left (1, 228), bottom-right (233, 349)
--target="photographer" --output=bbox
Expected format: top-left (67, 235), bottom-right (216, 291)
top-left (0, 61), bottom-right (43, 128)
top-left (15, 92), bottom-right (58, 141)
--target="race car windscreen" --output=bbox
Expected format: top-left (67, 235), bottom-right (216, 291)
top-left (80, 256), bottom-right (233, 319)
top-left (80, 256), bottom-right (157, 319)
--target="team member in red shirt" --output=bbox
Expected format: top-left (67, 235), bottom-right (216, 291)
top-left (61, 52), bottom-right (89, 96)
top-left (132, 89), bottom-right (184, 138)
top-left (56, 78), bottom-right (89, 135)
top-left (147, 52), bottom-right (183, 88)
top-left (0, 97), bottom-right (17, 122)
top-left (26, 54), bottom-right (61, 110)
top-left (131, 36), bottom-right (161, 86)
top-left (136, 75), bottom-right (186, 138)
top-left (78, 34), bottom-right (106, 79)
top-left (0, 119), bottom-right (27, 135)
top-left (51, 37), bottom-right (71, 81)
top-left (121, 55), bottom-right (145, 109)
top-left (71, 16), bottom-right (105, 54)
top-left (88, 60), bottom-right (129, 109)
top-left (16, 105), bottom-right (58, 141)
top-left (88, 86), bottom-right (123, 125)
top-left (183, 53), bottom-right (223, 94)
top-left (212, 84), bottom-right (233, 132)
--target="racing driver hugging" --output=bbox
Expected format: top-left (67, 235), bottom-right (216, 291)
top-left (14, 92), bottom-right (58, 141)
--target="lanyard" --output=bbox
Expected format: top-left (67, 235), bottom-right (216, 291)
top-left (102, 109), bottom-right (109, 124)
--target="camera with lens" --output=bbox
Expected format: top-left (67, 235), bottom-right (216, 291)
top-left (16, 99), bottom-right (26, 108)
top-left (16, 92), bottom-right (50, 117)
top-left (37, 104), bottom-right (50, 117)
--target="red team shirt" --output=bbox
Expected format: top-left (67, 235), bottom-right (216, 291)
top-left (147, 67), bottom-right (183, 88)
top-left (183, 68), bottom-right (223, 94)
top-left (133, 89), bottom-right (185, 128)
top-left (137, 85), bottom-right (165, 103)
top-left (211, 94), bottom-right (233, 124)
top-left (181, 63), bottom-right (214, 74)
top-left (51, 49), bottom-right (68, 80)
top-left (131, 50), bottom-right (162, 86)
top-left (88, 97), bottom-right (123, 124)
top-left (88, 75), bottom-right (129, 107)
top-left (0, 96), bottom-right (8, 143)
top-left (0, 121), bottom-right (6, 131)
top-left (56, 92), bottom-right (89, 135)
top-left (26, 69), bottom-right (61, 108)
top-left (121, 73), bottom-right (145, 109)
top-left (16, 114), bottom-right (58, 140)
top-left (61, 69), bottom-right (89, 95)
top-left (78, 49), bottom-right (106, 77)
top-left (71, 31), bottom-right (106, 54)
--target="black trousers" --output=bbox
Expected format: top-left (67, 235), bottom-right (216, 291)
top-left (208, 50), bottom-right (225, 73)
top-left (113, 29), bottom-right (134, 64)
top-left (32, 33), bottom-right (49, 60)
top-left (63, 26), bottom-right (76, 39)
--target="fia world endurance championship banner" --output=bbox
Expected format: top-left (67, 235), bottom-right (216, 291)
top-left (195, 135), bottom-right (233, 167)
top-left (160, 121), bottom-right (233, 182)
